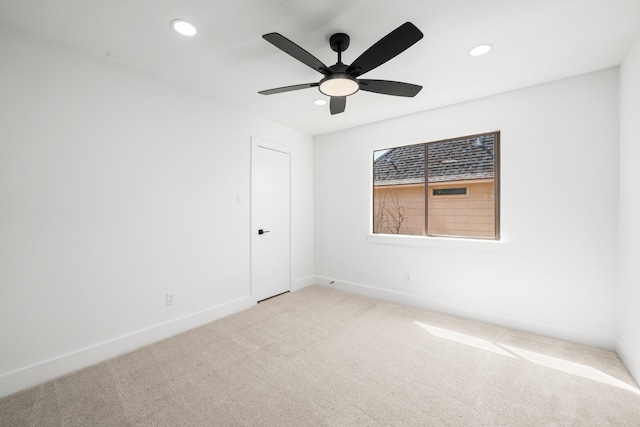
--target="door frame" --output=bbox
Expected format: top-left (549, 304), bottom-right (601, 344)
top-left (250, 136), bottom-right (292, 302)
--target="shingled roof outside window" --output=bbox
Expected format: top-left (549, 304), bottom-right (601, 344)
top-left (374, 134), bottom-right (495, 186)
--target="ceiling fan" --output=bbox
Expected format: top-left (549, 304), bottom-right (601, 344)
top-left (259, 22), bottom-right (424, 115)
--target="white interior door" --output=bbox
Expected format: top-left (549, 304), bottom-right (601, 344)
top-left (251, 138), bottom-right (291, 302)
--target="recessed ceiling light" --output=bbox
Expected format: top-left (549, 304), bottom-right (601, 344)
top-left (469, 44), bottom-right (492, 57)
top-left (314, 99), bottom-right (327, 106)
top-left (171, 19), bottom-right (197, 36)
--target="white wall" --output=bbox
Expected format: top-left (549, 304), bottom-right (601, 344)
top-left (618, 38), bottom-right (640, 384)
top-left (0, 27), bottom-right (314, 397)
top-left (314, 68), bottom-right (619, 349)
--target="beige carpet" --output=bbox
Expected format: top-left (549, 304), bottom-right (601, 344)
top-left (2, 285), bottom-right (639, 426)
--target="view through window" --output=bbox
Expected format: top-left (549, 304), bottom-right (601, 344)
top-left (373, 132), bottom-right (500, 239)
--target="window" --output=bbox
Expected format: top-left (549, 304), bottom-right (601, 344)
top-left (432, 187), bottom-right (467, 196)
top-left (373, 132), bottom-right (500, 240)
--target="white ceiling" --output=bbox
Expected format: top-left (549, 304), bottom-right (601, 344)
top-left (1, 0), bottom-right (639, 136)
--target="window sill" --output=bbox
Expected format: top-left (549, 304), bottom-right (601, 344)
top-left (366, 233), bottom-right (504, 252)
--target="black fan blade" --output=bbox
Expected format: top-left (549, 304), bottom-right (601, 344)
top-left (263, 33), bottom-right (331, 75)
top-left (358, 79), bottom-right (422, 97)
top-left (330, 96), bottom-right (346, 115)
top-left (259, 83), bottom-right (319, 95)
top-left (346, 22), bottom-right (423, 77)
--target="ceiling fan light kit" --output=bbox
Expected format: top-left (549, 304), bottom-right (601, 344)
top-left (319, 73), bottom-right (359, 97)
top-left (259, 22), bottom-right (424, 115)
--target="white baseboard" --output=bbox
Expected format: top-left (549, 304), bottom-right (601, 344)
top-left (292, 275), bottom-right (315, 292)
top-left (617, 337), bottom-right (640, 386)
top-left (0, 296), bottom-right (254, 398)
top-left (315, 276), bottom-right (617, 350)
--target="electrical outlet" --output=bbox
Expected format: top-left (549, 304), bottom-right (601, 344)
top-left (166, 292), bottom-right (175, 306)
top-left (404, 273), bottom-right (412, 283)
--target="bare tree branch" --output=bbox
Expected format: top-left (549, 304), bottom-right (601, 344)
top-left (373, 187), bottom-right (407, 234)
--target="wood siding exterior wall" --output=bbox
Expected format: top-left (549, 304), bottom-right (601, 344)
top-left (428, 180), bottom-right (495, 238)
top-left (373, 179), bottom-right (495, 238)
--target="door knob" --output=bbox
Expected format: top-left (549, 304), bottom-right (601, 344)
top-left (258, 229), bottom-right (270, 235)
